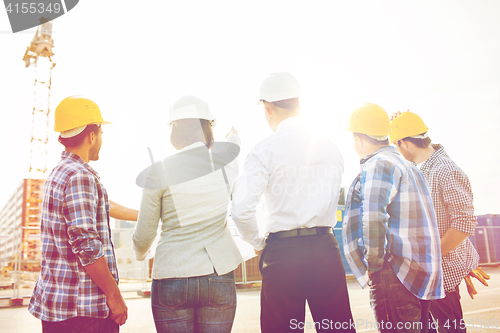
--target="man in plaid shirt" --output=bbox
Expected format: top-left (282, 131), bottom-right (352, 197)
top-left (391, 111), bottom-right (487, 333)
top-left (28, 96), bottom-right (138, 332)
top-left (343, 103), bottom-right (444, 333)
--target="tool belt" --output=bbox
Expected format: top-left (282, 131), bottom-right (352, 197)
top-left (268, 227), bottom-right (333, 241)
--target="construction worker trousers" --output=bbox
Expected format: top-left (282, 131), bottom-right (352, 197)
top-left (259, 232), bottom-right (355, 332)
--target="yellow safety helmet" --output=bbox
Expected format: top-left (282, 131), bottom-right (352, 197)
top-left (347, 103), bottom-right (390, 137)
top-left (54, 96), bottom-right (111, 133)
top-left (389, 111), bottom-right (428, 143)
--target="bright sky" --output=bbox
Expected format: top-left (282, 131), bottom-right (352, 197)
top-left (1, 0), bottom-right (499, 215)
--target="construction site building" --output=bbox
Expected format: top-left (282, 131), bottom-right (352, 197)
top-left (0, 179), bottom-right (45, 278)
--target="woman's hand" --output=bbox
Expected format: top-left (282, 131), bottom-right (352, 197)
top-left (226, 126), bottom-right (238, 138)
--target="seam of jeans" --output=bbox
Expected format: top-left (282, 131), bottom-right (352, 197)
top-left (196, 275), bottom-right (200, 304)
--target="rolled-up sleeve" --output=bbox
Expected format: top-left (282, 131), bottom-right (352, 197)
top-left (443, 169), bottom-right (476, 235)
top-left (63, 171), bottom-right (104, 267)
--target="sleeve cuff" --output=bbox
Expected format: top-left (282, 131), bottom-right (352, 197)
top-left (78, 246), bottom-right (105, 267)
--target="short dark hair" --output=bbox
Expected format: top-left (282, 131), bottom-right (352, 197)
top-left (268, 98), bottom-right (299, 111)
top-left (58, 124), bottom-right (100, 148)
top-left (353, 132), bottom-right (389, 146)
top-left (170, 118), bottom-right (214, 150)
top-left (397, 133), bottom-right (431, 149)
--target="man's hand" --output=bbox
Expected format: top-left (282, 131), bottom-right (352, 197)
top-left (83, 256), bottom-right (128, 325)
top-left (107, 291), bottom-right (128, 326)
top-left (226, 126), bottom-right (238, 138)
top-left (390, 110), bottom-right (402, 121)
top-left (471, 267), bottom-right (490, 286)
top-left (465, 268), bottom-right (490, 299)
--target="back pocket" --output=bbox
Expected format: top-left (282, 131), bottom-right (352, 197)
top-left (208, 273), bottom-right (236, 310)
top-left (157, 278), bottom-right (189, 309)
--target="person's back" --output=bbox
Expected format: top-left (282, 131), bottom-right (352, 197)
top-left (391, 111), bottom-right (482, 333)
top-left (134, 136), bottom-right (242, 278)
top-left (29, 96), bottom-right (129, 332)
top-left (133, 95), bottom-right (243, 333)
top-left (236, 118), bottom-right (343, 236)
top-left (345, 145), bottom-right (442, 298)
top-left (232, 72), bottom-right (355, 332)
top-left (343, 103), bottom-right (443, 333)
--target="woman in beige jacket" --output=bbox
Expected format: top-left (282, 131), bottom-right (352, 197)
top-left (132, 95), bottom-right (243, 333)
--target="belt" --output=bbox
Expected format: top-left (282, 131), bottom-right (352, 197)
top-left (268, 227), bottom-right (333, 241)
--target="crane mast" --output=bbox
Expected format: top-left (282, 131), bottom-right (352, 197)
top-left (23, 22), bottom-right (55, 178)
top-left (17, 22), bottom-right (55, 273)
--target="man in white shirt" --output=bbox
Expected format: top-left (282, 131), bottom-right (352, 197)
top-left (232, 72), bottom-right (355, 332)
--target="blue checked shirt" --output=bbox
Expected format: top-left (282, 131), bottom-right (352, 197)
top-left (28, 151), bottom-right (118, 322)
top-left (343, 146), bottom-right (444, 300)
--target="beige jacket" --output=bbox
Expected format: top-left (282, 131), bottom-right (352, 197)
top-left (132, 134), bottom-right (243, 279)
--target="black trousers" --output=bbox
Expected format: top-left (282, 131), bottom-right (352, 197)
top-left (42, 316), bottom-right (119, 333)
top-left (429, 287), bottom-right (466, 333)
top-left (259, 232), bottom-right (355, 332)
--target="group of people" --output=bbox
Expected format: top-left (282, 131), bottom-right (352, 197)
top-left (27, 71), bottom-right (489, 333)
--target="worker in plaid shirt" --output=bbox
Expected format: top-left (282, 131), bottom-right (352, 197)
top-left (28, 96), bottom-right (138, 332)
top-left (343, 103), bottom-right (444, 333)
top-left (391, 111), bottom-right (489, 333)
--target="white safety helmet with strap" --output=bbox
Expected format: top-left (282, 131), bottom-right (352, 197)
top-left (258, 72), bottom-right (302, 104)
top-left (168, 95), bottom-right (216, 127)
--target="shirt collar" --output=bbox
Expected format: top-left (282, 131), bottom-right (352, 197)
top-left (179, 142), bottom-right (207, 152)
top-left (61, 151), bottom-right (101, 179)
top-left (360, 145), bottom-right (396, 165)
top-left (420, 144), bottom-right (446, 171)
top-left (277, 116), bottom-right (300, 131)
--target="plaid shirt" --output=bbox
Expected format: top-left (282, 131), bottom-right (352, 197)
top-left (28, 151), bottom-right (118, 322)
top-left (343, 146), bottom-right (444, 300)
top-left (420, 144), bottom-right (479, 292)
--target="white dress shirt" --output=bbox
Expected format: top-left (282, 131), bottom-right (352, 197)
top-left (231, 116), bottom-right (344, 250)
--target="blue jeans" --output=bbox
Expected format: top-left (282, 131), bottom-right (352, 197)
top-left (42, 316), bottom-right (119, 333)
top-left (151, 271), bottom-right (236, 333)
top-left (369, 261), bottom-right (432, 333)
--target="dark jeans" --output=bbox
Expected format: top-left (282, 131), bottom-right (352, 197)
top-left (42, 316), bottom-right (119, 333)
top-left (151, 271), bottom-right (236, 333)
top-left (259, 233), bottom-right (355, 332)
top-left (368, 261), bottom-right (432, 333)
top-left (429, 287), bottom-right (466, 333)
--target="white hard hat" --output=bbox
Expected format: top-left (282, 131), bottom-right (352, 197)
top-left (168, 95), bottom-right (216, 127)
top-left (258, 72), bottom-right (302, 104)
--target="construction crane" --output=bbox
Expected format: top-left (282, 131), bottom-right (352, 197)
top-left (18, 22), bottom-right (55, 272)
top-left (23, 21), bottom-right (55, 178)
top-left (0, 23), bottom-right (56, 305)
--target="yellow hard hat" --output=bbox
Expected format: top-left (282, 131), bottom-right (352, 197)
top-left (390, 111), bottom-right (428, 143)
top-left (54, 96), bottom-right (111, 133)
top-left (347, 103), bottom-right (390, 137)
